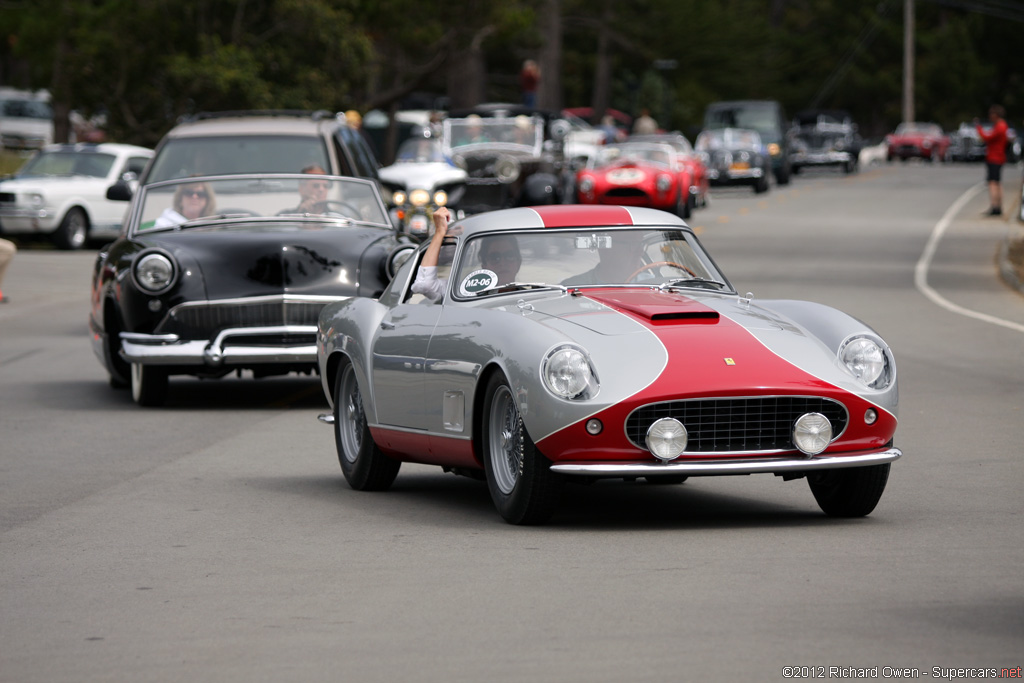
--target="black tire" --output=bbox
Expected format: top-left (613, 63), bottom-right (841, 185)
top-left (131, 363), bottom-right (168, 407)
top-left (481, 372), bottom-right (563, 524)
top-left (774, 162), bottom-right (791, 186)
top-left (675, 189), bottom-right (691, 219)
top-left (334, 361), bottom-right (400, 490)
top-left (54, 208), bottom-right (88, 250)
top-left (754, 175), bottom-right (769, 194)
top-left (807, 463), bottom-right (890, 517)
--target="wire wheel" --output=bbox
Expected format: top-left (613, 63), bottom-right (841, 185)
top-left (487, 384), bottom-right (523, 495)
top-left (337, 364), bottom-right (364, 465)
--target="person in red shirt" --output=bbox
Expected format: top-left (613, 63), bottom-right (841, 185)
top-left (976, 104), bottom-right (1008, 216)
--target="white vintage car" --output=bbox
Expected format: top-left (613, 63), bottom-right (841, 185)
top-left (0, 142), bottom-right (153, 249)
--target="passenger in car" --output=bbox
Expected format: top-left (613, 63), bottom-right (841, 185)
top-left (154, 180), bottom-right (217, 227)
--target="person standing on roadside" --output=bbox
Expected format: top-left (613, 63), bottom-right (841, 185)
top-left (0, 237), bottom-right (15, 303)
top-left (976, 104), bottom-right (1008, 216)
top-left (519, 60), bottom-right (540, 108)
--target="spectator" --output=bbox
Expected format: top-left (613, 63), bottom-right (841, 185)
top-left (520, 60), bottom-right (540, 108)
top-left (976, 104), bottom-right (1008, 216)
top-left (633, 108), bottom-right (658, 135)
top-left (0, 237), bottom-right (16, 303)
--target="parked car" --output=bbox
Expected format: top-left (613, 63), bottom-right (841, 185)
top-left (90, 173), bottom-right (414, 406)
top-left (441, 105), bottom-right (575, 214)
top-left (694, 128), bottom-right (771, 193)
top-left (0, 87), bottom-right (54, 151)
top-left (113, 110), bottom-right (382, 192)
top-left (703, 100), bottom-right (792, 184)
top-left (316, 204), bottom-right (901, 524)
top-left (628, 132), bottom-right (710, 209)
top-left (378, 131), bottom-right (467, 242)
top-left (886, 122), bottom-right (950, 162)
top-left (946, 122), bottom-right (986, 162)
top-left (575, 141), bottom-right (696, 217)
top-left (790, 110), bottom-right (862, 174)
top-left (0, 142), bottom-right (153, 249)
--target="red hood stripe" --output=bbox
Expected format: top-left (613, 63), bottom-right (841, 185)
top-left (529, 205), bottom-right (635, 228)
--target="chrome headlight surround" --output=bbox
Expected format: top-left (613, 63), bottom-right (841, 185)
top-left (656, 174), bottom-right (673, 192)
top-left (541, 344), bottom-right (598, 400)
top-left (578, 176), bottom-right (594, 194)
top-left (646, 417), bottom-right (688, 461)
top-left (28, 192), bottom-right (46, 210)
top-left (792, 412), bottom-right (832, 455)
top-left (839, 335), bottom-right (894, 390)
top-left (131, 249), bottom-right (178, 295)
top-left (494, 156), bottom-right (521, 183)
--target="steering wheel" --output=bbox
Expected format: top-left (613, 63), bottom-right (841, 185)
top-left (628, 260), bottom-right (697, 282)
top-left (319, 200), bottom-right (363, 219)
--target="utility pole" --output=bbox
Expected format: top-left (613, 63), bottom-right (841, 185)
top-left (903, 0), bottom-right (915, 123)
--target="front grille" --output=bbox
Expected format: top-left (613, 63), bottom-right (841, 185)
top-left (155, 298), bottom-right (329, 338)
top-left (625, 396), bottom-right (848, 453)
top-left (605, 188), bottom-right (648, 199)
top-left (0, 193), bottom-right (15, 203)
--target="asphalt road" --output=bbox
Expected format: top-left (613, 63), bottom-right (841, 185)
top-left (2, 160), bottom-right (1022, 682)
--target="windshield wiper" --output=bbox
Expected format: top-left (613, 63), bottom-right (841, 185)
top-left (479, 282), bottom-right (568, 296)
top-left (659, 277), bottom-right (728, 290)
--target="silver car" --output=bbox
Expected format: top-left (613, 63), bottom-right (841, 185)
top-left (317, 205), bottom-right (901, 524)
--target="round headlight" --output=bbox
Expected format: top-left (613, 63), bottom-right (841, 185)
top-left (792, 412), bottom-right (832, 455)
top-left (133, 251), bottom-right (177, 294)
top-left (646, 418), bottom-right (688, 461)
top-left (542, 345), bottom-right (596, 400)
top-left (386, 245), bottom-right (416, 280)
top-left (494, 156), bottom-right (520, 183)
top-left (656, 174), bottom-right (673, 192)
top-left (392, 191), bottom-right (407, 205)
top-left (840, 336), bottom-right (889, 388)
top-left (433, 190), bottom-right (448, 206)
top-left (579, 176), bottom-right (594, 193)
top-left (767, 143), bottom-right (781, 156)
top-left (409, 189), bottom-right (430, 207)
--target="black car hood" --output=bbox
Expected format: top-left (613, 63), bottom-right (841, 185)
top-left (137, 225), bottom-right (393, 299)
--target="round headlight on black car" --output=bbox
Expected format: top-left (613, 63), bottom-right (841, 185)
top-left (386, 244), bottom-right (417, 280)
top-left (494, 156), bottom-right (520, 183)
top-left (132, 250), bottom-right (178, 295)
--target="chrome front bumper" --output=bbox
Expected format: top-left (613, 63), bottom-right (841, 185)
top-left (120, 325), bottom-right (318, 366)
top-left (550, 448), bottom-right (901, 477)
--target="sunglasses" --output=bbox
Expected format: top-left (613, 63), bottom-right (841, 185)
top-left (482, 250), bottom-right (518, 264)
top-left (183, 189), bottom-right (208, 199)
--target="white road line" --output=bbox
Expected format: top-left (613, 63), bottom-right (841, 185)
top-left (914, 182), bottom-right (1024, 334)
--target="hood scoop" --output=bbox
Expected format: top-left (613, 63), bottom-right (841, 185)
top-left (584, 291), bottom-right (720, 325)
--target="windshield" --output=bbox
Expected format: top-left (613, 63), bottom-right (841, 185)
top-left (696, 129), bottom-right (762, 151)
top-left (0, 98), bottom-right (53, 119)
top-left (450, 227), bottom-right (728, 298)
top-left (18, 151), bottom-right (116, 178)
top-left (593, 143), bottom-right (675, 169)
top-left (444, 116), bottom-right (543, 153)
top-left (895, 123), bottom-right (942, 136)
top-left (146, 135), bottom-right (331, 183)
top-left (395, 137), bottom-right (450, 164)
top-left (705, 104), bottom-right (780, 142)
top-left (133, 174), bottom-right (390, 233)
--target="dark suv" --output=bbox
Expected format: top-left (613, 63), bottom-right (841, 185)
top-left (703, 100), bottom-right (793, 185)
top-left (139, 110), bottom-right (381, 184)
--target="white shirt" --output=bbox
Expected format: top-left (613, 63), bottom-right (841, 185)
top-left (411, 265), bottom-right (446, 301)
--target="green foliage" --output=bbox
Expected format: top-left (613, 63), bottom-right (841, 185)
top-left (0, 0), bottom-right (1020, 146)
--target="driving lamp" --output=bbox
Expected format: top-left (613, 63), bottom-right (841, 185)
top-left (392, 191), bottom-right (407, 205)
top-left (433, 190), bottom-right (448, 206)
top-left (646, 418), bottom-right (688, 461)
top-left (792, 413), bottom-right (832, 455)
top-left (409, 189), bottom-right (430, 207)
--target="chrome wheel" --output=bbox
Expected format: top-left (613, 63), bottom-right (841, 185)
top-left (337, 364), bottom-right (363, 464)
top-left (487, 384), bottom-right (523, 495)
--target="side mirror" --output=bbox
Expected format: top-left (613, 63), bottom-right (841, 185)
top-left (106, 179), bottom-right (133, 202)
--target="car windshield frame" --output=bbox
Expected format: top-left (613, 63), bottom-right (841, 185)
top-left (445, 226), bottom-right (733, 302)
top-left (145, 134), bottom-right (332, 183)
top-left (591, 143), bottom-right (677, 170)
top-left (129, 173), bottom-right (392, 236)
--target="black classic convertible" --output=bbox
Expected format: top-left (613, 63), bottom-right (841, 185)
top-left (89, 173), bottom-right (415, 406)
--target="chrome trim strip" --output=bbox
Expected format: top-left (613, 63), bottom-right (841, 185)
top-left (367, 422), bottom-right (473, 441)
top-left (549, 448), bottom-right (901, 476)
top-left (120, 325), bottom-right (318, 365)
top-left (167, 294), bottom-right (347, 313)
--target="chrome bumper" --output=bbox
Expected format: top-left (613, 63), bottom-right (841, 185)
top-left (549, 448), bottom-right (901, 477)
top-left (120, 325), bottom-right (318, 366)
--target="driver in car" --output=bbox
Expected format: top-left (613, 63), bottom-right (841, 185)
top-left (561, 232), bottom-right (648, 285)
top-left (283, 164), bottom-right (330, 214)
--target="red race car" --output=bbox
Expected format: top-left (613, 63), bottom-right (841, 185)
top-left (576, 141), bottom-right (698, 218)
top-left (886, 122), bottom-right (950, 162)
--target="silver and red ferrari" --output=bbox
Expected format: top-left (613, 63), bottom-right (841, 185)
top-left (316, 205), bottom-right (901, 524)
